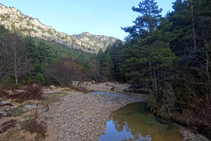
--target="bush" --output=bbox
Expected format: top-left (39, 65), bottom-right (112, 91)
top-left (8, 82), bottom-right (44, 102)
top-left (1, 76), bottom-right (16, 90)
top-left (24, 115), bottom-right (47, 140)
top-left (45, 57), bottom-right (91, 86)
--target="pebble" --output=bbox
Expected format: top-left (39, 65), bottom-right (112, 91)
top-left (39, 92), bottom-right (145, 141)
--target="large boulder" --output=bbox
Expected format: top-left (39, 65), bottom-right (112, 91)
top-left (87, 82), bottom-right (92, 86)
top-left (49, 85), bottom-right (56, 89)
top-left (91, 80), bottom-right (95, 84)
top-left (72, 81), bottom-right (79, 87)
top-left (79, 82), bottom-right (87, 88)
top-left (78, 81), bottom-right (92, 87)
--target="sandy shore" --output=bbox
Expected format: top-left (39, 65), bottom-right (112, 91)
top-left (40, 91), bottom-right (146, 141)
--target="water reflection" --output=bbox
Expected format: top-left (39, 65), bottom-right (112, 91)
top-left (99, 102), bottom-right (181, 141)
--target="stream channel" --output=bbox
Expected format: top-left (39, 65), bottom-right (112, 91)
top-left (91, 92), bottom-right (182, 141)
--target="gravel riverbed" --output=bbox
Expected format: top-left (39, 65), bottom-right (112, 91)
top-left (40, 91), bottom-right (146, 141)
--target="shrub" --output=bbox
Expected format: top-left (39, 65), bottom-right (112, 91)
top-left (24, 115), bottom-right (47, 140)
top-left (45, 57), bottom-right (91, 86)
top-left (8, 82), bottom-right (44, 102)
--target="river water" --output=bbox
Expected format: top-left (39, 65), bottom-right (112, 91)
top-left (99, 102), bottom-right (182, 141)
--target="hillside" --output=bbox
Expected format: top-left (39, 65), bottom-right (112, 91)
top-left (0, 4), bottom-right (121, 53)
top-left (71, 32), bottom-right (119, 51)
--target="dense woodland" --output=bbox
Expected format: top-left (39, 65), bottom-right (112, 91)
top-left (97, 0), bottom-right (211, 138)
top-left (0, 0), bottom-right (211, 139)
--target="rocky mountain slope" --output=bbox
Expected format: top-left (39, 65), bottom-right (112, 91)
top-left (71, 32), bottom-right (118, 51)
top-left (0, 4), bottom-right (121, 53)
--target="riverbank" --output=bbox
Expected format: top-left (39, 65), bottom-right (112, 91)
top-left (149, 99), bottom-right (211, 141)
top-left (1, 83), bottom-right (209, 141)
top-left (39, 91), bottom-right (146, 141)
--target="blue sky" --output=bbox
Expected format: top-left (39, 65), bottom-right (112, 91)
top-left (1, 0), bottom-right (175, 40)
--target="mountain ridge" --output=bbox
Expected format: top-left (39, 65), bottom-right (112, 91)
top-left (0, 4), bottom-right (121, 53)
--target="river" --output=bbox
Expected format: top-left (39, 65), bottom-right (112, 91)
top-left (99, 102), bottom-right (182, 141)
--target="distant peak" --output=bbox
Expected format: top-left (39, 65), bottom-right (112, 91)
top-left (82, 32), bottom-right (92, 36)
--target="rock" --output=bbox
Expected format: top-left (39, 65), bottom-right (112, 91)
top-left (43, 89), bottom-right (61, 94)
top-left (11, 106), bottom-right (18, 109)
top-left (0, 111), bottom-right (6, 114)
top-left (105, 82), bottom-right (116, 87)
top-left (49, 85), bottom-right (56, 89)
top-left (111, 87), bottom-right (115, 91)
top-left (24, 105), bottom-right (39, 109)
top-left (179, 128), bottom-right (209, 141)
top-left (8, 92), bottom-right (13, 95)
top-left (72, 81), bottom-right (79, 87)
top-left (87, 82), bottom-right (92, 86)
top-left (18, 90), bottom-right (26, 93)
top-left (42, 89), bottom-right (49, 93)
top-left (91, 80), bottom-right (95, 84)
top-left (1, 101), bottom-right (9, 105)
top-left (79, 82), bottom-right (87, 87)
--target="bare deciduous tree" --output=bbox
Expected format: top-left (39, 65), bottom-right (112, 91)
top-left (88, 59), bottom-right (101, 82)
top-left (0, 31), bottom-right (32, 85)
top-left (45, 57), bottom-right (90, 86)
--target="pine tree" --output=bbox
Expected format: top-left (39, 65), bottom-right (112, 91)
top-left (101, 53), bottom-right (114, 81)
top-left (109, 40), bottom-right (124, 81)
top-left (121, 0), bottom-right (179, 98)
top-left (168, 0), bottom-right (196, 67)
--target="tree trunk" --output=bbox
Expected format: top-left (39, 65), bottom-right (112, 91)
top-left (152, 61), bottom-right (158, 99)
top-left (149, 59), bottom-right (155, 96)
top-left (154, 70), bottom-right (158, 98)
top-left (191, 0), bottom-right (196, 51)
top-left (205, 44), bottom-right (211, 101)
top-left (14, 49), bottom-right (18, 85)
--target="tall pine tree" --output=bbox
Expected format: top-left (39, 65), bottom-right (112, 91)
top-left (121, 0), bottom-right (179, 98)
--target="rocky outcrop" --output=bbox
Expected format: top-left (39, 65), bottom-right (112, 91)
top-left (0, 4), bottom-right (121, 53)
top-left (71, 32), bottom-right (121, 51)
top-left (179, 128), bottom-right (210, 141)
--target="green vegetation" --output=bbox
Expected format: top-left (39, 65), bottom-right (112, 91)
top-left (96, 0), bottom-right (211, 139)
top-left (4, 129), bottom-right (18, 141)
top-left (7, 104), bottom-right (27, 116)
top-left (0, 25), bottom-right (94, 87)
top-left (26, 21), bottom-right (31, 26)
top-left (47, 29), bottom-right (53, 35)
top-left (0, 14), bottom-right (7, 20)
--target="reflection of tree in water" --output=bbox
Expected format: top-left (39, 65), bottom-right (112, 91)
top-left (122, 135), bottom-right (152, 141)
top-left (112, 111), bottom-right (149, 141)
top-left (110, 102), bottom-right (181, 141)
top-left (112, 119), bottom-right (125, 132)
